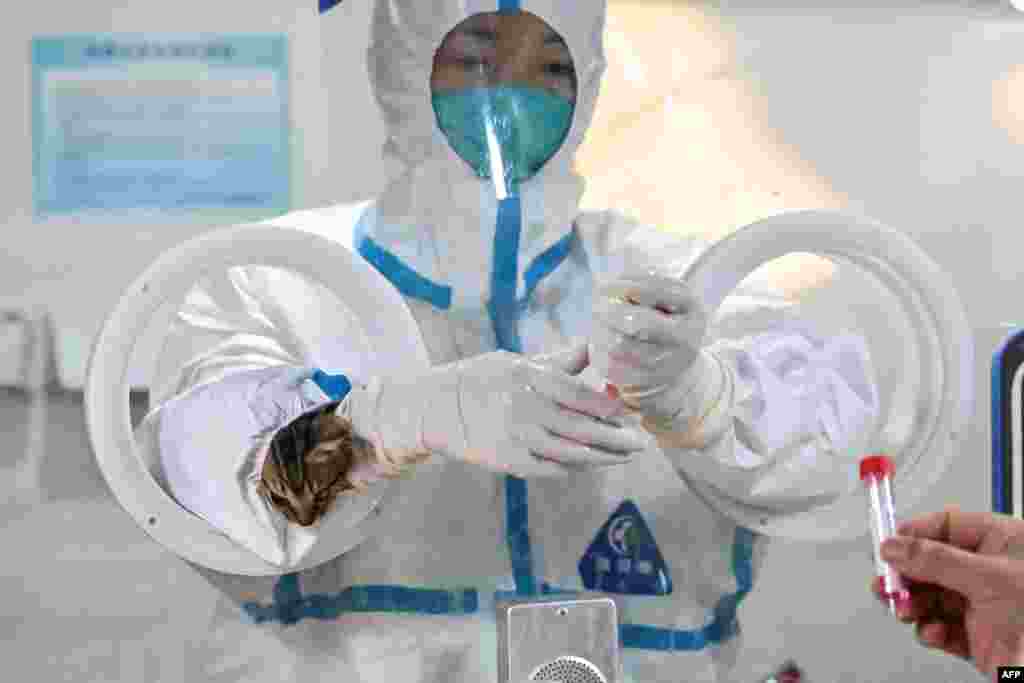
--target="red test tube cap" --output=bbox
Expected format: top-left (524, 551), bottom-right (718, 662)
top-left (859, 454), bottom-right (895, 482)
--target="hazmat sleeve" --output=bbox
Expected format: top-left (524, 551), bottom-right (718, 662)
top-left (576, 210), bottom-right (881, 529)
top-left (135, 214), bottom-right (392, 569)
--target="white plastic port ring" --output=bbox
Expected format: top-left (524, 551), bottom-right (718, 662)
top-left (681, 210), bottom-right (973, 542)
top-left (86, 209), bottom-right (973, 575)
top-left (85, 223), bottom-right (430, 576)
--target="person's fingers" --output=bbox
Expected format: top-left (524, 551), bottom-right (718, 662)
top-left (918, 620), bottom-right (964, 660)
top-left (541, 403), bottom-right (651, 455)
top-left (590, 324), bottom-right (670, 371)
top-left (522, 456), bottom-right (573, 478)
top-left (527, 428), bottom-right (636, 468)
top-left (593, 341), bottom-right (695, 392)
top-left (593, 296), bottom-right (704, 346)
top-left (529, 363), bottom-right (627, 422)
top-left (939, 587), bottom-right (968, 617)
top-left (897, 506), bottom-right (990, 552)
top-left (918, 584), bottom-right (947, 618)
top-left (897, 592), bottom-right (928, 623)
top-left (537, 341), bottom-right (591, 377)
top-left (939, 622), bottom-right (971, 660)
top-left (599, 275), bottom-right (701, 315)
top-left (881, 536), bottom-right (1005, 598)
top-left (1006, 527), bottom-right (1024, 561)
top-left (871, 576), bottom-right (930, 622)
top-left (975, 514), bottom-right (1024, 558)
top-left (496, 433), bottom-right (573, 478)
top-left (916, 620), bottom-right (972, 661)
top-left (603, 363), bottom-right (666, 393)
top-left (916, 620), bottom-right (947, 649)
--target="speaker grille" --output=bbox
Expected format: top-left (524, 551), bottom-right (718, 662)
top-left (529, 656), bottom-right (607, 683)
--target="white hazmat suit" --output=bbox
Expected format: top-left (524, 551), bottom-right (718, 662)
top-left (139, 0), bottom-right (880, 680)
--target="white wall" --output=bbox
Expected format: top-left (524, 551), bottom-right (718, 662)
top-left (0, 0), bottom-right (387, 389)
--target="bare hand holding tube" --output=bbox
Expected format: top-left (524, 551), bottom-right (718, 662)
top-left (870, 506), bottom-right (1024, 676)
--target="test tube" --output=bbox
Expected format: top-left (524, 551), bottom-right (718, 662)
top-left (860, 454), bottom-right (910, 615)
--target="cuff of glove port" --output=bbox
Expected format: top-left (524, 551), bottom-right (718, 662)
top-left (330, 394), bottom-right (396, 492)
top-left (337, 368), bottom-right (466, 489)
top-left (642, 350), bottom-right (734, 450)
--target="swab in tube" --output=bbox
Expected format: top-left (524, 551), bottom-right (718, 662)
top-left (860, 454), bottom-right (911, 615)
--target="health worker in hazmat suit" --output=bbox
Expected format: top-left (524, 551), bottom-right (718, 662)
top-left (139, 1), bottom-right (881, 681)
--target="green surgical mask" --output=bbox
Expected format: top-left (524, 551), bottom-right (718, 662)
top-left (432, 85), bottom-right (574, 193)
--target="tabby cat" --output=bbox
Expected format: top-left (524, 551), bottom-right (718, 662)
top-left (258, 401), bottom-right (428, 526)
top-left (258, 402), bottom-right (367, 526)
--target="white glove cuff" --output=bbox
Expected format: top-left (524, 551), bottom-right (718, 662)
top-left (418, 363), bottom-right (471, 457)
top-left (341, 366), bottom-right (468, 463)
top-left (335, 387), bottom-right (426, 488)
top-left (644, 350), bottom-right (734, 449)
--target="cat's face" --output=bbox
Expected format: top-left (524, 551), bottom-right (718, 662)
top-left (259, 407), bottom-right (356, 527)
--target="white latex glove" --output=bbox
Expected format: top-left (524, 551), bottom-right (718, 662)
top-left (590, 273), bottom-right (720, 423)
top-left (342, 342), bottom-right (655, 479)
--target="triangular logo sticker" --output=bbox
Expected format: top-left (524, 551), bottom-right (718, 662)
top-left (578, 500), bottom-right (673, 596)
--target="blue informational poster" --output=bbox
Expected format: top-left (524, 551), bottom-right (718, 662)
top-left (32, 35), bottom-right (290, 217)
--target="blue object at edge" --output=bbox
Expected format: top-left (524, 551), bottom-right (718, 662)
top-left (991, 328), bottom-right (1024, 514)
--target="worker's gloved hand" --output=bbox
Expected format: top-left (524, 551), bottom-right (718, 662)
top-left (590, 272), bottom-right (720, 423)
top-left (341, 342), bottom-right (654, 479)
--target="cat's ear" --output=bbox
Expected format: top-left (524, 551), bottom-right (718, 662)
top-left (307, 412), bottom-right (355, 473)
top-left (315, 410), bottom-right (352, 442)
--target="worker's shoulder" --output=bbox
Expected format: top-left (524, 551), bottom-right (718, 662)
top-left (574, 209), bottom-right (702, 247)
top-left (574, 208), bottom-right (642, 236)
top-left (572, 209), bottom-right (646, 260)
top-left (572, 209), bottom-right (706, 277)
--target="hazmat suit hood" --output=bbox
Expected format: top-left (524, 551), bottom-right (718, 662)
top-left (366, 0), bottom-right (606, 174)
top-left (336, 0), bottom-right (609, 314)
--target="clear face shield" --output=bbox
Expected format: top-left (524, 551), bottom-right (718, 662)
top-left (82, 6), bottom-right (972, 679)
top-left (430, 11), bottom-right (578, 199)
